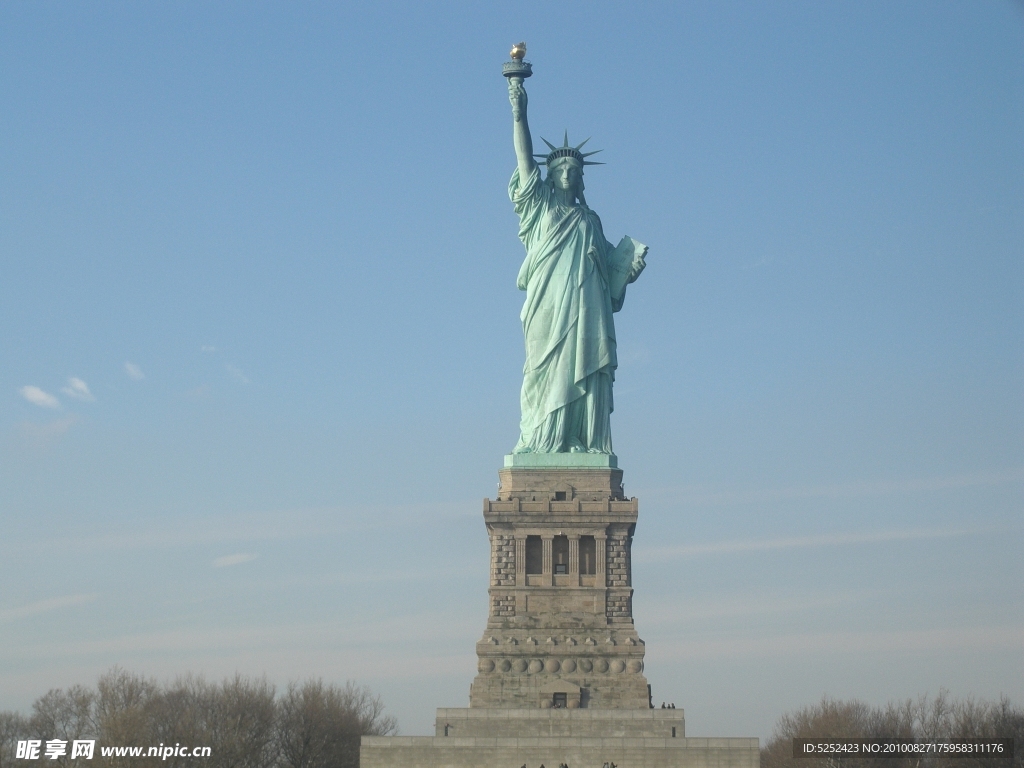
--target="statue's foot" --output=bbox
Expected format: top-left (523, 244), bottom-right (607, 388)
top-left (568, 440), bottom-right (586, 453)
top-left (512, 437), bottom-right (534, 454)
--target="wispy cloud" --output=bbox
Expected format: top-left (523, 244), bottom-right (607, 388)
top-left (19, 416), bottom-right (77, 442)
top-left (652, 468), bottom-right (1024, 508)
top-left (653, 625), bottom-right (1024, 661)
top-left (19, 385), bottom-right (60, 409)
top-left (213, 553), bottom-right (258, 567)
top-left (742, 255), bottom-right (773, 270)
top-left (0, 501), bottom-right (480, 556)
top-left (186, 384), bottom-right (210, 400)
top-left (225, 364), bottom-right (250, 385)
top-left (5, 613), bottom-right (479, 666)
top-left (0, 593), bottom-right (98, 622)
top-left (124, 362), bottom-right (145, 380)
top-left (201, 345), bottom-right (217, 353)
top-left (61, 377), bottom-right (94, 401)
top-left (639, 591), bottom-right (872, 625)
top-left (641, 527), bottom-right (978, 562)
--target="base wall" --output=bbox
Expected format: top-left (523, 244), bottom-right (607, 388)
top-left (435, 707), bottom-right (685, 738)
top-left (360, 735), bottom-right (759, 768)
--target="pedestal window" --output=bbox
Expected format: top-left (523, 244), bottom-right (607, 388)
top-left (579, 535), bottom-right (596, 575)
top-left (525, 535), bottom-right (542, 574)
top-left (552, 535), bottom-right (569, 574)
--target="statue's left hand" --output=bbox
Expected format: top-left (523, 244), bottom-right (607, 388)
top-left (628, 247), bottom-right (648, 283)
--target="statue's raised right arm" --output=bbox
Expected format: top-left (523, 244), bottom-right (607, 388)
top-left (508, 78), bottom-right (536, 182)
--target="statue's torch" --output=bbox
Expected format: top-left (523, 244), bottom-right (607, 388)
top-left (502, 41), bottom-right (532, 84)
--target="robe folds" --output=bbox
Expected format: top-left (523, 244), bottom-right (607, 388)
top-left (509, 165), bottom-right (619, 454)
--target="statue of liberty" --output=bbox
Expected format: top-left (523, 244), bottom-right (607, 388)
top-left (505, 45), bottom-right (647, 455)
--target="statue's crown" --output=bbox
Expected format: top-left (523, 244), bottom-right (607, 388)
top-left (534, 132), bottom-right (604, 168)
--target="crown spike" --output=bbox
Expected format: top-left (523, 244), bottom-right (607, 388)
top-left (536, 132), bottom-right (605, 169)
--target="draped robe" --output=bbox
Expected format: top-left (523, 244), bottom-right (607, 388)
top-left (509, 165), bottom-right (619, 454)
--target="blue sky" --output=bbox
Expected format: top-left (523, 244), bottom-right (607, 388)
top-left (1, 0), bottom-right (1021, 740)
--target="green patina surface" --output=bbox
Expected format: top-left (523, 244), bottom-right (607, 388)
top-left (503, 452), bottom-right (619, 469)
top-left (505, 64), bottom-right (647, 457)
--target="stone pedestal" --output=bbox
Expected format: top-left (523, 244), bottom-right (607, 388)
top-left (361, 734), bottom-right (758, 768)
top-left (471, 459), bottom-right (650, 710)
top-left (360, 457), bottom-right (759, 767)
top-left (361, 709), bottom-right (757, 768)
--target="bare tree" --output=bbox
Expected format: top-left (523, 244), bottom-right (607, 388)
top-left (0, 711), bottom-right (28, 768)
top-left (762, 693), bottom-right (1023, 768)
top-left (2, 669), bottom-right (396, 768)
top-left (206, 675), bottom-right (277, 768)
top-left (147, 675), bottom-right (216, 768)
top-left (140, 673), bottom-right (277, 768)
top-left (276, 680), bottom-right (396, 768)
top-left (28, 686), bottom-right (97, 768)
top-left (94, 668), bottom-right (159, 768)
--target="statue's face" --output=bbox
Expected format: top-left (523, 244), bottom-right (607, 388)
top-left (551, 162), bottom-right (581, 193)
